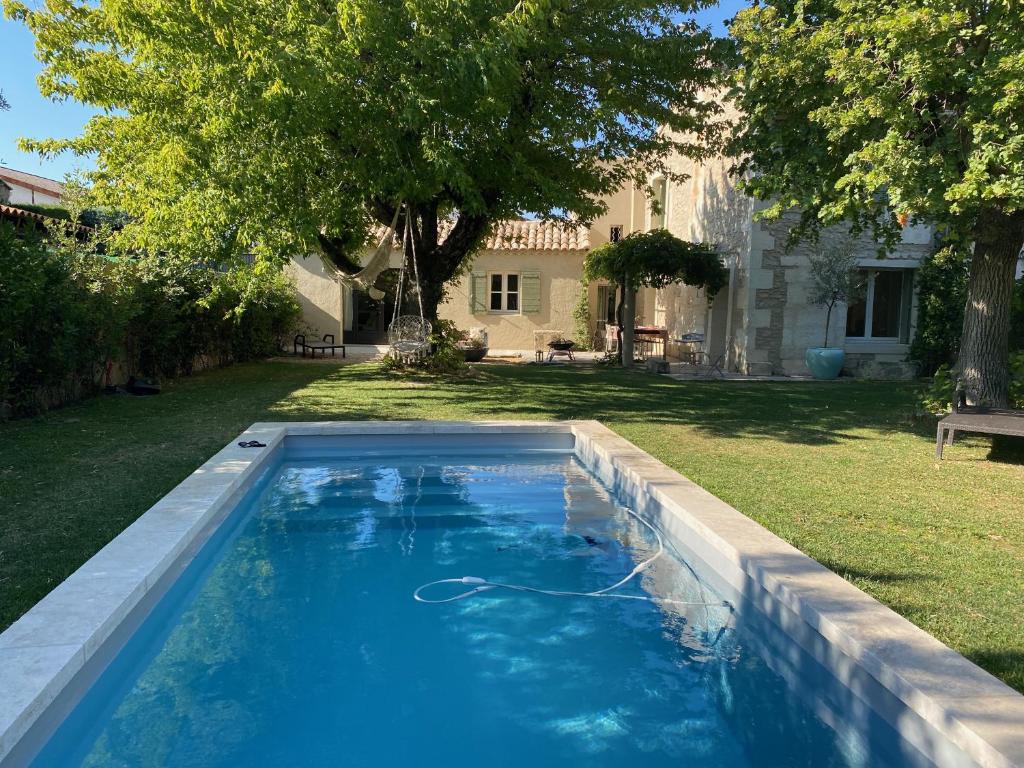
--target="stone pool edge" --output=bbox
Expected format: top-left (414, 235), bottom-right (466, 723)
top-left (573, 421), bottom-right (1023, 768)
top-left (0, 419), bottom-right (1021, 768)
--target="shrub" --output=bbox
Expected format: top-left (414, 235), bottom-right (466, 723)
top-left (1011, 351), bottom-right (1024, 408)
top-left (922, 354), bottom-right (1024, 415)
top-left (0, 226), bottom-right (117, 413)
top-left (910, 247), bottom-right (970, 376)
top-left (920, 364), bottom-right (957, 415)
top-left (0, 223), bottom-right (301, 418)
top-left (1012, 276), bottom-right (1024, 354)
top-left (212, 265), bottom-right (302, 363)
top-left (381, 318), bottom-right (467, 375)
top-left (572, 280), bottom-right (592, 350)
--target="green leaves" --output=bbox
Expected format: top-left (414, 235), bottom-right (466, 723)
top-left (7, 0), bottom-right (728, 275)
top-left (584, 229), bottom-right (727, 295)
top-left (730, 0), bottom-right (1024, 241)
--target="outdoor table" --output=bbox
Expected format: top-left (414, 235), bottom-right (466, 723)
top-left (634, 326), bottom-right (668, 360)
top-left (674, 333), bottom-right (704, 364)
top-left (603, 325), bottom-right (668, 359)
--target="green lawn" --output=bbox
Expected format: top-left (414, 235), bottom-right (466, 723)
top-left (2, 360), bottom-right (1022, 691)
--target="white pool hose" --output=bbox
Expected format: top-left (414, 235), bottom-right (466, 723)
top-left (413, 507), bottom-right (733, 610)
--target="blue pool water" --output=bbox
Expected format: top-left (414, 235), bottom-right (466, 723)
top-left (35, 449), bottom-right (930, 767)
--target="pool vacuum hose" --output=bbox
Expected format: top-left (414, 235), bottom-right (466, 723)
top-left (413, 507), bottom-right (733, 610)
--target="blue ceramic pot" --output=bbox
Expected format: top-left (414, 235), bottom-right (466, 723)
top-left (805, 347), bottom-right (845, 380)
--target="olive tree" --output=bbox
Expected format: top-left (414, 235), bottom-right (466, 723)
top-left (807, 243), bottom-right (864, 348)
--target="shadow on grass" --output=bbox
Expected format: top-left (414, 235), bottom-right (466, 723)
top-left (267, 364), bottom-right (931, 448)
top-left (965, 650), bottom-right (1024, 692)
top-left (823, 564), bottom-right (938, 586)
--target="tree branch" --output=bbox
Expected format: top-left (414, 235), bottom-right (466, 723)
top-left (316, 233), bottom-right (362, 274)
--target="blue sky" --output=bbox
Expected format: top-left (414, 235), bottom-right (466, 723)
top-left (0, 1), bottom-right (747, 182)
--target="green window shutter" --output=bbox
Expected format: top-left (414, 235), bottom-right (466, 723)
top-left (521, 270), bottom-right (541, 314)
top-left (469, 272), bottom-right (487, 313)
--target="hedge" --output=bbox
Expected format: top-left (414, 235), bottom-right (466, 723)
top-left (0, 224), bottom-right (300, 417)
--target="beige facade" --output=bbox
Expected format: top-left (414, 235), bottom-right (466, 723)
top-left (441, 250), bottom-right (586, 352)
top-left (289, 139), bottom-right (935, 375)
top-left (287, 255), bottom-right (343, 340)
top-left (287, 219), bottom-right (590, 351)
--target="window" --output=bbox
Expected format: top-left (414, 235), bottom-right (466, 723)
top-left (845, 269), bottom-right (914, 343)
top-left (610, 225), bottom-right (623, 243)
top-left (489, 273), bottom-right (519, 312)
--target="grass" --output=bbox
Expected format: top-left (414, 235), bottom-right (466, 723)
top-left (2, 360), bottom-right (1023, 692)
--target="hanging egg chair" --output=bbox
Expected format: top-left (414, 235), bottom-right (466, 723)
top-left (387, 205), bottom-right (432, 359)
top-left (388, 315), bottom-right (432, 355)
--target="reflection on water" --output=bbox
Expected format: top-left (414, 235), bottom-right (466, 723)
top-left (36, 454), bottom-right (932, 767)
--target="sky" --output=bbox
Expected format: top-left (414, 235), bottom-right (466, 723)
top-left (0, 0), bottom-right (748, 183)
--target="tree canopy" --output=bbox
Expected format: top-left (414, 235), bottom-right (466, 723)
top-left (7, 0), bottom-right (730, 317)
top-left (585, 229), bottom-right (726, 365)
top-left (729, 0), bottom-right (1024, 404)
top-left (585, 228), bottom-right (727, 294)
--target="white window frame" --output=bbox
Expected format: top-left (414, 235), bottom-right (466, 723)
top-left (488, 272), bottom-right (520, 314)
top-left (609, 225), bottom-right (624, 243)
top-left (845, 268), bottom-right (913, 343)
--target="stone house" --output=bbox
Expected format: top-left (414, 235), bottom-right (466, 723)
top-left (644, 142), bottom-right (934, 378)
top-left (289, 144), bottom-right (945, 376)
top-left (287, 219), bottom-right (596, 352)
top-left (289, 161), bottom-right (935, 376)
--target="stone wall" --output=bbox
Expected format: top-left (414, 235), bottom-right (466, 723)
top-left (651, 125), bottom-right (755, 368)
top-left (747, 210), bottom-right (932, 377)
top-left (648, 97), bottom-right (938, 380)
top-left (842, 353), bottom-right (918, 380)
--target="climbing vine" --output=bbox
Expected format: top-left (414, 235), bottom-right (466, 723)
top-left (572, 280), bottom-right (592, 350)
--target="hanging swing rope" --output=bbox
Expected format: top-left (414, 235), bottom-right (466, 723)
top-left (387, 204), bottom-right (432, 360)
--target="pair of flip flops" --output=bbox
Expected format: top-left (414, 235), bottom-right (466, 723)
top-left (237, 440), bottom-right (267, 448)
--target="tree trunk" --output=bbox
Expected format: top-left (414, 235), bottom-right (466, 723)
top-left (418, 277), bottom-right (444, 323)
top-left (615, 281), bottom-right (624, 363)
top-left (621, 273), bottom-right (636, 367)
top-left (957, 210), bottom-right (1024, 407)
top-left (374, 202), bottom-right (492, 325)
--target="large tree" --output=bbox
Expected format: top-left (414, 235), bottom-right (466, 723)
top-left (8, 0), bottom-right (728, 320)
top-left (730, 0), bottom-right (1024, 405)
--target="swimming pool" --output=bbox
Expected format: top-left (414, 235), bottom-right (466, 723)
top-left (2, 423), bottom-right (1022, 767)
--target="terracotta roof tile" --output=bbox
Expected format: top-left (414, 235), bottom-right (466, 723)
top-left (374, 218), bottom-right (588, 252)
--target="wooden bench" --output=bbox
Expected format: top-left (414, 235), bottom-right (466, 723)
top-left (294, 333), bottom-right (346, 359)
top-left (935, 390), bottom-right (1024, 458)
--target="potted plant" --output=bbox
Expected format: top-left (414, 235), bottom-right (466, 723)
top-left (805, 243), bottom-right (864, 380)
top-left (456, 328), bottom-right (489, 363)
